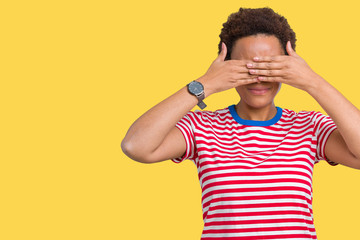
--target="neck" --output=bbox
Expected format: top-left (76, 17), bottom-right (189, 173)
top-left (236, 101), bottom-right (277, 121)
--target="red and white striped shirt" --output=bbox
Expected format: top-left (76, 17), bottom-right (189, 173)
top-left (172, 105), bottom-right (338, 240)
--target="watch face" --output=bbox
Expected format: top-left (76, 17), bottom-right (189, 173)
top-left (188, 81), bottom-right (204, 95)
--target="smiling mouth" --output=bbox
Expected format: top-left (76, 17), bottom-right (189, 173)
top-left (248, 88), bottom-right (271, 95)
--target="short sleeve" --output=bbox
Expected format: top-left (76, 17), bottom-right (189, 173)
top-left (312, 111), bottom-right (338, 166)
top-left (171, 111), bottom-right (198, 163)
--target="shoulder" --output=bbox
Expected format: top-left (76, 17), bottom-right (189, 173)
top-left (278, 108), bottom-right (332, 129)
top-left (187, 106), bottom-right (229, 117)
top-left (184, 107), bottom-right (233, 124)
top-left (281, 108), bottom-right (324, 121)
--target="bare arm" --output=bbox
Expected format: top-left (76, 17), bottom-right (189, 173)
top-left (121, 43), bottom-right (258, 163)
top-left (121, 86), bottom-right (198, 163)
top-left (308, 80), bottom-right (360, 169)
top-left (247, 41), bottom-right (360, 169)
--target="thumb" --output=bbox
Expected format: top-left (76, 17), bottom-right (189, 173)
top-left (217, 42), bottom-right (227, 61)
top-left (286, 41), bottom-right (298, 57)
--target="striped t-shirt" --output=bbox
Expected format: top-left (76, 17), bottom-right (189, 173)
top-left (172, 105), bottom-right (338, 240)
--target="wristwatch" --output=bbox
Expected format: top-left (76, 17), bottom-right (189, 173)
top-left (187, 80), bottom-right (207, 109)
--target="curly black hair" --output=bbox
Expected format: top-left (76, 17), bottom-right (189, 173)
top-left (219, 7), bottom-right (296, 60)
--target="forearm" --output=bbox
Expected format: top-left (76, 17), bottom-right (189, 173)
top-left (308, 76), bottom-right (360, 158)
top-left (121, 85), bottom-right (199, 159)
top-left (122, 42), bottom-right (258, 161)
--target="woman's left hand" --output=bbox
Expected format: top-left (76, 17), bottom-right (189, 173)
top-left (246, 41), bottom-right (322, 92)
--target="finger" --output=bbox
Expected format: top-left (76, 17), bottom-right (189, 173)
top-left (253, 55), bottom-right (287, 62)
top-left (224, 60), bottom-right (253, 73)
top-left (227, 59), bottom-right (253, 66)
top-left (257, 76), bottom-right (285, 83)
top-left (217, 42), bottom-right (227, 62)
top-left (286, 41), bottom-right (298, 57)
top-left (248, 69), bottom-right (283, 76)
top-left (246, 62), bottom-right (284, 70)
top-left (236, 77), bottom-right (260, 86)
top-left (231, 72), bottom-right (259, 81)
top-left (230, 72), bottom-right (254, 80)
top-left (232, 64), bottom-right (251, 73)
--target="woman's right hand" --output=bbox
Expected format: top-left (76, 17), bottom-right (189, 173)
top-left (198, 42), bottom-right (259, 97)
top-left (122, 42), bottom-right (258, 163)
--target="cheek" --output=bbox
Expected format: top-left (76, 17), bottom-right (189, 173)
top-left (275, 83), bottom-right (282, 94)
top-left (235, 86), bottom-right (245, 95)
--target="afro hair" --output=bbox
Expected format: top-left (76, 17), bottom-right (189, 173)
top-left (219, 7), bottom-right (296, 60)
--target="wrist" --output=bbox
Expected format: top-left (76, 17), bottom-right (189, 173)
top-left (304, 73), bottom-right (322, 93)
top-left (187, 80), bottom-right (207, 109)
top-left (306, 74), bottom-right (330, 97)
top-left (197, 76), bottom-right (214, 98)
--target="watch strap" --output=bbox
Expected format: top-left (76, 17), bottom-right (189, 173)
top-left (197, 100), bottom-right (207, 110)
top-left (196, 91), bottom-right (206, 109)
top-left (187, 81), bottom-right (207, 109)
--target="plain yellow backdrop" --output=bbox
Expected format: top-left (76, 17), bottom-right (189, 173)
top-left (1, 0), bottom-right (360, 239)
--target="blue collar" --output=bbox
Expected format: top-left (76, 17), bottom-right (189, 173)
top-left (228, 105), bottom-right (283, 126)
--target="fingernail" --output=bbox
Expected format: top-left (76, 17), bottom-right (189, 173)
top-left (258, 76), bottom-right (264, 80)
top-left (246, 63), bottom-right (253, 68)
top-left (253, 57), bottom-right (260, 61)
top-left (249, 69), bottom-right (256, 74)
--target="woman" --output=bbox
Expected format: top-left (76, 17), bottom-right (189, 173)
top-left (122, 7), bottom-right (360, 239)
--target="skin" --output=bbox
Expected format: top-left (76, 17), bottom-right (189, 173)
top-left (121, 34), bottom-right (360, 169)
top-left (121, 37), bottom-right (258, 163)
top-left (247, 37), bottom-right (360, 169)
top-left (231, 34), bottom-right (282, 121)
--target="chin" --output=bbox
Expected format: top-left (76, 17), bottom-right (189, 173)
top-left (241, 98), bottom-right (274, 110)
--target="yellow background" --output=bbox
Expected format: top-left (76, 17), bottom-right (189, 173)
top-left (1, 0), bottom-right (360, 239)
